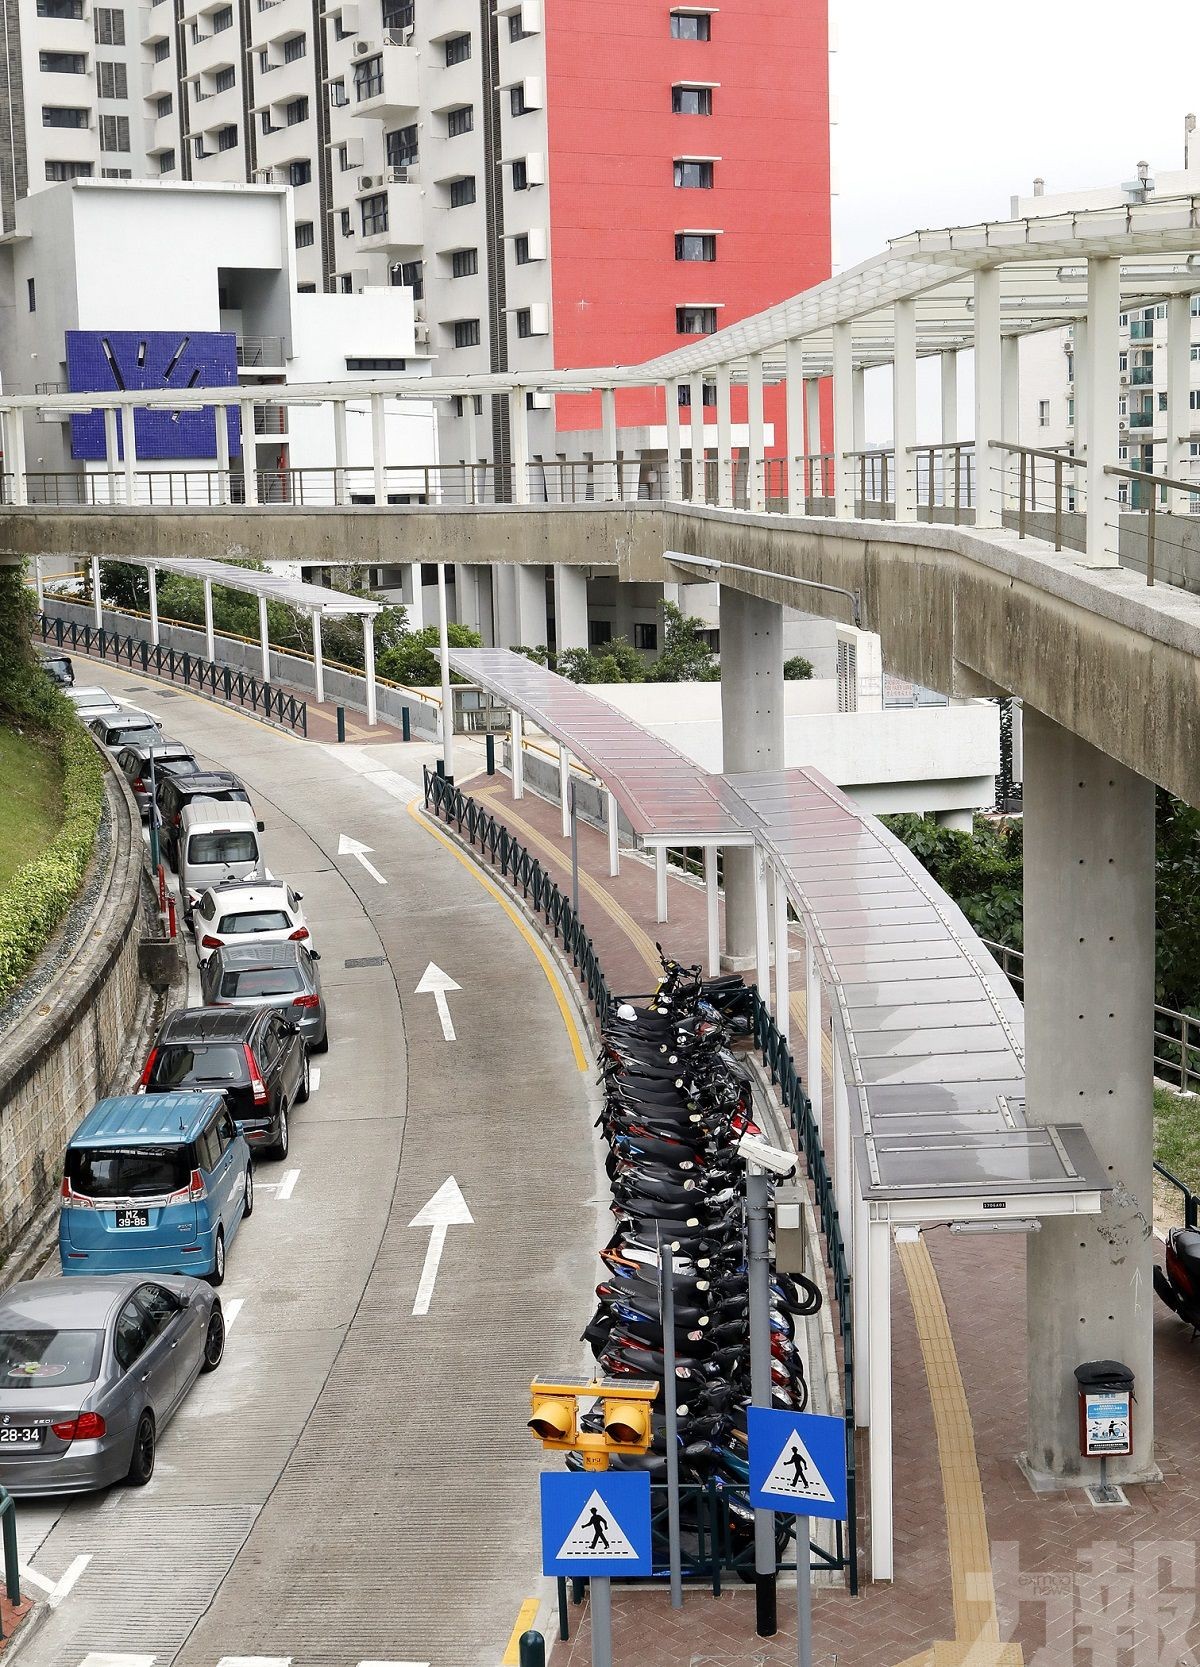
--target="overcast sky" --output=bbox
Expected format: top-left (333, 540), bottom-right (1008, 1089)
top-left (832, 1), bottom-right (1200, 268)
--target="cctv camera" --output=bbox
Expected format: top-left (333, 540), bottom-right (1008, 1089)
top-left (737, 1133), bottom-right (798, 1179)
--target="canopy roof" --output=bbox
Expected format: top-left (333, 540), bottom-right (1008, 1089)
top-left (115, 556), bottom-right (381, 616)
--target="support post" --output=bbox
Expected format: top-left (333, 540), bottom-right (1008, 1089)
top-left (754, 848), bottom-right (771, 1008)
top-left (148, 567), bottom-right (160, 646)
top-left (1001, 334), bottom-right (1020, 452)
top-left (436, 562), bottom-right (454, 780)
top-left (704, 846), bottom-right (720, 977)
top-left (1167, 292), bottom-right (1190, 486)
top-left (833, 1054), bottom-right (852, 1267)
top-left (332, 398), bottom-right (348, 505)
top-left (312, 611), bottom-right (324, 704)
top-left (785, 338), bottom-right (806, 513)
top-left (665, 380), bottom-right (682, 500)
top-left (747, 351), bottom-right (765, 512)
top-left (973, 266), bottom-right (1003, 528)
top-left (33, 555), bottom-right (43, 608)
top-left (240, 401), bottom-right (258, 504)
top-left (805, 939), bottom-right (823, 1139)
top-left (1073, 319), bottom-right (1089, 459)
top-left (90, 555), bottom-right (102, 627)
top-left (202, 577), bottom-right (215, 661)
top-left (1084, 256), bottom-right (1121, 566)
top-left (853, 1187), bottom-right (871, 1424)
top-left (558, 744), bottom-right (570, 839)
top-left (892, 299), bottom-right (917, 523)
top-left (600, 386), bottom-right (618, 502)
top-left (747, 1167), bottom-right (778, 1636)
top-left (655, 845), bottom-right (668, 924)
top-left (122, 402), bottom-right (138, 505)
top-left (362, 613), bottom-right (377, 726)
top-left (510, 387), bottom-right (531, 504)
top-left (773, 868), bottom-right (790, 1037)
top-left (868, 1218), bottom-right (894, 1581)
top-left (511, 709), bottom-right (524, 798)
top-left (463, 395), bottom-right (479, 502)
top-left (257, 594), bottom-right (270, 682)
top-left (3, 410), bottom-right (26, 505)
top-left (715, 363), bottom-right (733, 508)
top-left (832, 322), bottom-right (854, 518)
top-left (553, 564), bottom-right (588, 651)
top-left (719, 587), bottom-right (784, 963)
top-left (688, 374), bottom-right (705, 503)
top-left (103, 406), bottom-right (119, 503)
top-left (940, 349), bottom-right (958, 444)
top-left (606, 789), bottom-right (619, 876)
top-left (371, 393), bottom-right (387, 505)
top-left (1023, 708), bottom-right (1155, 1484)
top-left (804, 377), bottom-right (821, 495)
top-left (215, 403), bottom-right (231, 505)
top-left (590, 1576), bottom-right (613, 1667)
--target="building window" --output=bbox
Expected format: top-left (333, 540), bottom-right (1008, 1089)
top-left (449, 175), bottom-right (476, 207)
top-left (675, 231), bottom-right (715, 261)
top-left (382, 0), bottom-right (413, 29)
top-left (1192, 344), bottom-right (1200, 363)
top-left (453, 318), bottom-right (481, 348)
top-left (45, 159), bottom-right (93, 179)
top-left (214, 65), bottom-right (234, 91)
top-left (354, 55), bottom-right (382, 100)
top-left (1067, 397), bottom-right (1075, 426)
top-left (1037, 399), bottom-right (1050, 427)
top-left (451, 247), bottom-right (478, 277)
top-left (1159, 391), bottom-right (1169, 411)
top-left (670, 10), bottom-right (710, 39)
top-left (211, 3), bottom-right (232, 28)
top-left (26, 277), bottom-right (35, 311)
top-left (101, 166), bottom-right (130, 177)
top-left (40, 50), bottom-right (86, 72)
top-left (1118, 351), bottom-right (1128, 372)
top-left (193, 135), bottom-right (207, 159)
top-left (514, 233), bottom-right (530, 264)
top-left (285, 95), bottom-right (308, 125)
top-left (677, 382), bottom-right (715, 407)
top-left (339, 208), bottom-right (351, 236)
top-left (676, 305), bottom-right (716, 334)
top-left (295, 220), bottom-right (315, 247)
top-left (444, 32), bottom-right (470, 65)
top-left (515, 307), bottom-right (532, 337)
top-left (153, 38), bottom-right (169, 60)
top-left (590, 618), bottom-right (613, 647)
top-left (392, 259), bottom-right (422, 297)
top-left (346, 357), bottom-right (407, 371)
top-left (1190, 390), bottom-right (1200, 411)
top-left (671, 84), bottom-right (712, 114)
top-left (96, 59), bottom-right (125, 98)
top-left (452, 394), bottom-right (484, 417)
top-left (93, 6), bottom-right (124, 43)
top-left (510, 83), bottom-right (528, 116)
top-left (283, 32), bottom-right (305, 60)
top-left (288, 158), bottom-right (310, 186)
top-left (261, 110), bottom-right (275, 134)
top-left (634, 622), bottom-right (658, 650)
top-left (386, 123), bottom-right (417, 169)
top-left (158, 148), bottom-right (175, 172)
top-left (38, 0), bottom-right (83, 14)
top-left (360, 192), bottom-right (388, 236)
top-left (43, 105), bottom-right (89, 127)
top-left (339, 273), bottom-right (353, 293)
top-left (674, 159), bottom-right (712, 188)
top-left (447, 104), bottom-right (472, 137)
top-left (216, 124), bottom-right (237, 150)
top-left (330, 79), bottom-right (347, 107)
top-left (509, 10), bottom-right (531, 39)
top-left (155, 93), bottom-right (173, 115)
top-left (297, 283), bottom-right (316, 293)
top-left (99, 112), bottom-right (129, 149)
top-left (511, 158), bottom-right (528, 190)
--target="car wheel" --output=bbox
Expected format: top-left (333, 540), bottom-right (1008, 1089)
top-left (201, 1305), bottom-right (225, 1373)
top-left (127, 1412), bottom-right (156, 1486)
top-left (209, 1226), bottom-right (226, 1287)
top-left (243, 1164), bottom-right (254, 1217)
top-left (315, 1023), bottom-right (329, 1054)
top-left (272, 1105), bottom-right (289, 1161)
top-left (296, 1051), bottom-right (310, 1105)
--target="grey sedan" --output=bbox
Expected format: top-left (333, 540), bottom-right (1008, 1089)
top-left (0, 1274), bottom-right (224, 1496)
top-left (200, 939), bottom-right (328, 1051)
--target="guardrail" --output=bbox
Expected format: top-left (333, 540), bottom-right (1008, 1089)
top-left (38, 613), bottom-right (308, 737)
top-left (1155, 1161), bottom-right (1200, 1231)
top-left (422, 767), bottom-right (859, 1596)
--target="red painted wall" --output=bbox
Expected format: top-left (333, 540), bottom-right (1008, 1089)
top-left (544, 0), bottom-right (830, 445)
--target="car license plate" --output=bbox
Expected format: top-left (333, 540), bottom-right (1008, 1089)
top-left (0, 1427), bottom-right (43, 1445)
top-left (115, 1207), bottom-right (149, 1228)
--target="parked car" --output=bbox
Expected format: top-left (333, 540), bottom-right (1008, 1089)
top-left (59, 1091), bottom-right (252, 1285)
top-left (156, 771), bottom-right (254, 871)
top-left (36, 648), bottom-right (74, 687)
top-left (179, 806), bottom-right (268, 921)
top-left (0, 1273), bottom-right (225, 1496)
top-left (115, 740), bottom-right (198, 819)
top-left (191, 880), bottom-right (310, 966)
top-left (66, 686), bottom-right (122, 721)
top-left (89, 710), bottom-right (163, 751)
top-left (141, 1008), bottom-right (308, 1161)
top-left (200, 941), bottom-right (327, 1052)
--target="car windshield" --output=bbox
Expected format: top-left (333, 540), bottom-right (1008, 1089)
top-left (221, 967), bottom-right (304, 997)
top-left (0, 1329), bottom-right (104, 1389)
top-left (188, 833), bottom-right (257, 865)
top-left (150, 1043), bottom-right (246, 1087)
top-left (65, 1145), bottom-right (193, 1200)
top-left (217, 911), bottom-right (291, 934)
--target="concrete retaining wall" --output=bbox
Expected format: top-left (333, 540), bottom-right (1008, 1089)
top-left (0, 754), bottom-right (147, 1260)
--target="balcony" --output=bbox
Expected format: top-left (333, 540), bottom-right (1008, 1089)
top-left (349, 41), bottom-right (418, 120)
top-left (354, 177), bottom-right (422, 252)
top-left (237, 334), bottom-right (287, 370)
top-left (1129, 365), bottom-right (1153, 385)
top-left (1128, 411), bottom-right (1154, 429)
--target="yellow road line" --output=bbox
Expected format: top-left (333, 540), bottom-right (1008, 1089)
top-left (406, 799), bottom-right (588, 1072)
top-left (501, 1597), bottom-right (541, 1666)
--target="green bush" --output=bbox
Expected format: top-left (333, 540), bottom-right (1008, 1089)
top-left (784, 656), bottom-right (814, 680)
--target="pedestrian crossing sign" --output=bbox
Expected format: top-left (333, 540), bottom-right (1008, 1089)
top-left (540, 1470), bottom-right (652, 1577)
top-left (747, 1406), bottom-right (848, 1520)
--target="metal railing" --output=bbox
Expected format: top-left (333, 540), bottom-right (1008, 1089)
top-left (1102, 461), bottom-right (1200, 587)
top-left (236, 334), bottom-right (286, 367)
top-left (1155, 1162), bottom-right (1200, 1231)
top-left (992, 441), bottom-right (1086, 553)
top-left (38, 613), bottom-right (308, 736)
top-left (422, 768), bottom-right (859, 1595)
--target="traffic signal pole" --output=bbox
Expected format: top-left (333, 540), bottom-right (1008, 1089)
top-left (747, 1167), bottom-right (778, 1636)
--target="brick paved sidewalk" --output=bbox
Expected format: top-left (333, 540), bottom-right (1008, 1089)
top-left (449, 769), bottom-right (1200, 1667)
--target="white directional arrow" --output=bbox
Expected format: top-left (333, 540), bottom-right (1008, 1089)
top-left (409, 1177), bottom-right (473, 1316)
top-left (415, 961), bottom-right (461, 1041)
top-left (337, 833), bottom-right (387, 885)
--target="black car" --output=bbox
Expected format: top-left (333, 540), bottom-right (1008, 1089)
top-left (115, 740), bottom-right (199, 819)
top-left (37, 648), bottom-right (74, 687)
top-left (156, 772), bottom-right (254, 871)
top-left (141, 1007), bottom-right (308, 1161)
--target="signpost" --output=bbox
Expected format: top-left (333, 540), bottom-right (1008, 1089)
top-left (748, 1406), bottom-right (849, 1667)
top-left (540, 1471), bottom-right (651, 1667)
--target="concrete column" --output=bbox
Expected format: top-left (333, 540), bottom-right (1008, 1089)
top-left (785, 338), bottom-right (806, 514)
top-left (148, 567), bottom-right (160, 646)
top-left (747, 352), bottom-right (765, 512)
top-left (215, 404), bottom-right (231, 505)
top-left (515, 564), bottom-right (547, 646)
top-left (406, 563), bottom-right (426, 632)
top-left (715, 363), bottom-right (734, 508)
top-left (558, 744), bottom-right (570, 839)
top-left (1084, 256), bottom-right (1121, 566)
top-left (601, 387), bottom-right (618, 501)
top-left (607, 789), bottom-right (620, 877)
top-left (868, 1218), bottom-right (894, 1581)
top-left (362, 614), bottom-right (377, 725)
top-left (1023, 707), bottom-right (1155, 1485)
top-left (4, 411), bottom-right (26, 506)
top-left (852, 367), bottom-right (865, 457)
top-left (240, 401), bottom-right (258, 505)
top-left (371, 393), bottom-right (387, 505)
top-left (312, 611), bottom-right (325, 704)
top-left (122, 404), bottom-right (138, 505)
top-left (510, 388), bottom-right (531, 504)
top-left (719, 586), bottom-right (784, 963)
top-left (806, 938), bottom-right (823, 1140)
top-left (511, 709), bottom-right (524, 797)
top-left (688, 375), bottom-right (705, 503)
top-left (940, 350), bottom-right (958, 443)
top-left (1001, 334), bottom-right (1020, 450)
top-left (1167, 293), bottom-right (1190, 484)
top-left (103, 407), bottom-right (119, 503)
top-left (553, 565), bottom-right (588, 652)
top-left (704, 846), bottom-right (719, 976)
top-left (773, 869), bottom-right (790, 1037)
top-left (33, 555), bottom-right (43, 608)
top-left (832, 322), bottom-right (854, 518)
top-left (202, 578), bottom-right (215, 661)
top-left (665, 380), bottom-right (682, 500)
top-left (90, 555), bottom-right (102, 627)
top-left (258, 595), bottom-right (270, 682)
top-left (463, 397), bottom-right (479, 503)
top-left (655, 846), bottom-right (669, 924)
top-left (1073, 320), bottom-right (1088, 459)
top-left (332, 399), bottom-right (348, 505)
top-left (892, 299), bottom-right (917, 523)
top-left (973, 266), bottom-right (1003, 527)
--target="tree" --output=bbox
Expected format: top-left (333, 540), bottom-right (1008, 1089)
top-left (375, 622), bottom-right (482, 686)
top-left (512, 644), bottom-right (551, 667)
top-left (556, 639), bottom-right (646, 685)
top-left (98, 561), bottom-right (149, 612)
top-left (883, 813), bottom-right (1024, 949)
top-left (649, 601), bottom-right (719, 682)
top-left (784, 656), bottom-right (814, 680)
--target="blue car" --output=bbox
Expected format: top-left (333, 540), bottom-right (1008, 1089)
top-left (59, 1092), bottom-right (252, 1285)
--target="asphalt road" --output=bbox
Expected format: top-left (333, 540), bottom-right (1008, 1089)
top-left (16, 668), bottom-right (602, 1667)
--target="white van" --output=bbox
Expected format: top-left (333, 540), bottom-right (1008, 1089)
top-left (179, 800), bottom-right (268, 923)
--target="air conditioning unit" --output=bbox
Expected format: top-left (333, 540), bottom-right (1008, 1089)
top-left (353, 38), bottom-right (375, 54)
top-left (358, 173), bottom-right (381, 190)
top-left (1119, 419), bottom-right (1129, 431)
top-left (414, 321), bottom-right (430, 347)
top-left (1119, 373), bottom-right (1129, 386)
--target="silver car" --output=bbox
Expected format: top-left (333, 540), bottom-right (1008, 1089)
top-left (0, 1274), bottom-right (225, 1496)
top-left (115, 740), bottom-right (199, 819)
top-left (200, 939), bottom-right (328, 1051)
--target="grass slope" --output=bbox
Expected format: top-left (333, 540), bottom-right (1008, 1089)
top-left (0, 722), bottom-right (63, 891)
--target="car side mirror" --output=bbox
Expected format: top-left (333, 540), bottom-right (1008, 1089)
top-left (294, 891), bottom-right (303, 902)
top-left (179, 1293), bottom-right (191, 1309)
top-left (256, 820), bottom-right (265, 832)
top-left (234, 1120), bottom-right (247, 1136)
top-left (309, 950), bottom-right (320, 961)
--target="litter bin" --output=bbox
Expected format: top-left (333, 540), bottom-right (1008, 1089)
top-left (1074, 1359), bottom-right (1134, 1459)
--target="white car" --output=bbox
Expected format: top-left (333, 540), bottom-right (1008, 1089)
top-left (67, 685), bottom-right (122, 721)
top-left (192, 880), bottom-right (310, 966)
